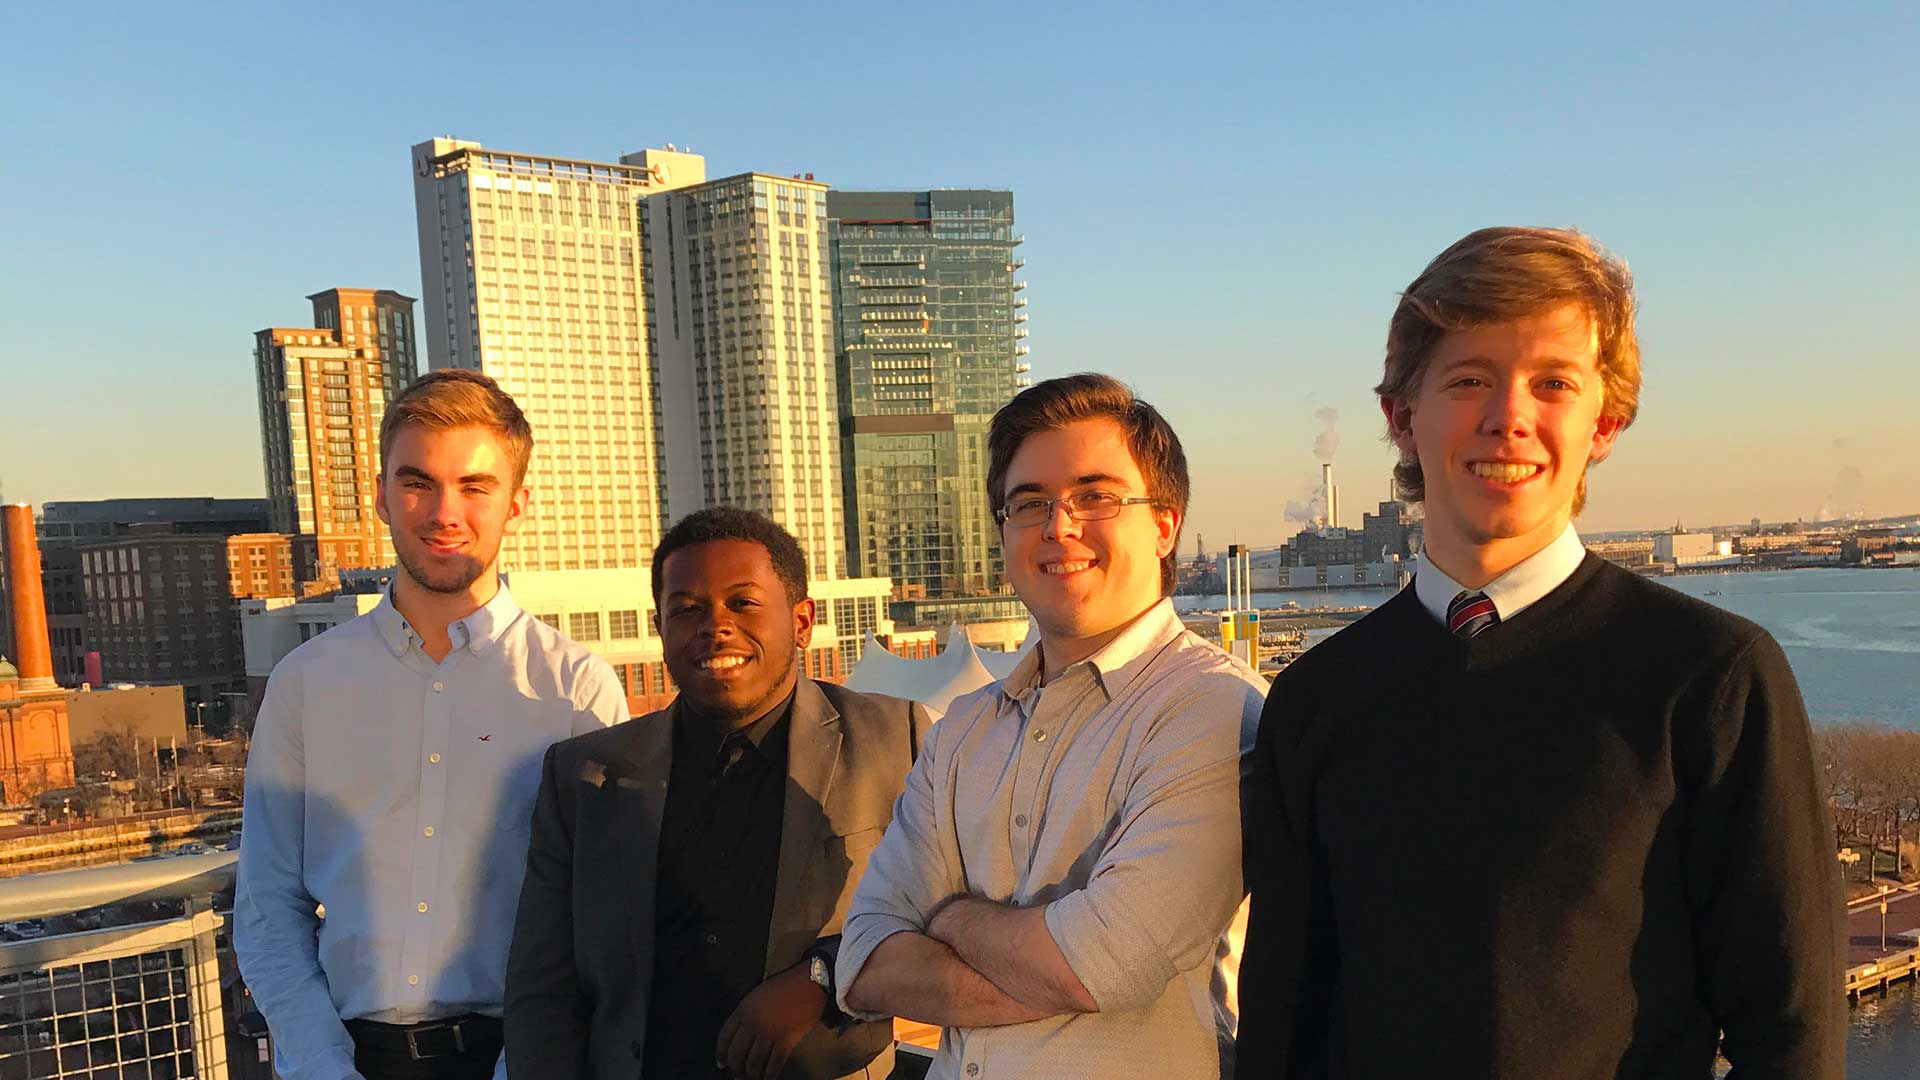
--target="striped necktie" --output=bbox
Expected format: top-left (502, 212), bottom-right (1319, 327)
top-left (1447, 590), bottom-right (1499, 638)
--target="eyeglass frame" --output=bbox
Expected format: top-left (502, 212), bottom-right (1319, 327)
top-left (994, 490), bottom-right (1159, 528)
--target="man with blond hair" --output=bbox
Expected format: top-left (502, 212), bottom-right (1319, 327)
top-left (237, 370), bottom-right (626, 1080)
top-left (1236, 228), bottom-right (1844, 1078)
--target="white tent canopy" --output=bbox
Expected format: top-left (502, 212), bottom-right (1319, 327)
top-left (845, 623), bottom-right (1034, 716)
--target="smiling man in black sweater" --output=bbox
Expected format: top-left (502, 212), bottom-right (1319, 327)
top-left (1236, 227), bottom-right (1844, 1079)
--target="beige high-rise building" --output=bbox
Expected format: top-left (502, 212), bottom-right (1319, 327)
top-left (640, 168), bottom-right (845, 579)
top-left (253, 327), bottom-right (393, 584)
top-left (410, 138), bottom-right (705, 571)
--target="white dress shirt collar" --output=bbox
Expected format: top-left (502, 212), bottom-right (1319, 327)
top-left (1000, 597), bottom-right (1185, 704)
top-left (1413, 524), bottom-right (1586, 626)
top-left (370, 579), bottom-right (523, 658)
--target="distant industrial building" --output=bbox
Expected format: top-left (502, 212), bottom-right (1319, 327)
top-left (1272, 497), bottom-right (1421, 569)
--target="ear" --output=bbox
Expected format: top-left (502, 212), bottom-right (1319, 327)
top-left (373, 473), bottom-right (391, 527)
top-left (791, 596), bottom-right (817, 651)
top-left (1154, 505), bottom-right (1182, 562)
top-left (502, 486), bottom-right (531, 536)
top-left (1380, 395), bottom-right (1415, 454)
top-left (1588, 414), bottom-right (1626, 466)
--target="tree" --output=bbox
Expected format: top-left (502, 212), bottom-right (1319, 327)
top-left (72, 725), bottom-right (144, 783)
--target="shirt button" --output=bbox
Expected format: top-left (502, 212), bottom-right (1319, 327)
top-left (407, 975), bottom-right (420, 986)
top-left (423, 826), bottom-right (435, 837)
top-left (429, 753), bottom-right (441, 764)
top-left (433, 681), bottom-right (444, 693)
top-left (966, 1064), bottom-right (980, 1077)
top-left (1016, 814), bottom-right (1029, 828)
top-left (705, 933), bottom-right (718, 945)
top-left (1033, 729), bottom-right (1048, 743)
top-left (417, 902), bottom-right (429, 913)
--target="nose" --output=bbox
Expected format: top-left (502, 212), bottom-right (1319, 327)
top-left (1479, 378), bottom-right (1535, 439)
top-left (699, 604), bottom-right (736, 641)
top-left (1042, 500), bottom-right (1083, 543)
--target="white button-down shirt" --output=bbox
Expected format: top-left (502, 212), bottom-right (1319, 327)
top-left (1414, 523), bottom-right (1588, 626)
top-left (839, 600), bottom-right (1265, 1079)
top-left (235, 582), bottom-right (625, 1080)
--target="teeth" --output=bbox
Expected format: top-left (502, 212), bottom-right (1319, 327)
top-left (1043, 560), bottom-right (1095, 574)
top-left (1469, 462), bottom-right (1541, 482)
top-left (700, 656), bottom-right (748, 670)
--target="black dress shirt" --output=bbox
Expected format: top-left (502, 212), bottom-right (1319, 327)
top-left (642, 690), bottom-right (795, 1078)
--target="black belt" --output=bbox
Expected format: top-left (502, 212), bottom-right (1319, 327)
top-left (345, 1014), bottom-right (503, 1061)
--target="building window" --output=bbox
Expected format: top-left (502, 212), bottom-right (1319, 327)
top-left (567, 612), bottom-right (602, 641)
top-left (608, 609), bottom-right (640, 639)
top-left (535, 612), bottom-right (561, 631)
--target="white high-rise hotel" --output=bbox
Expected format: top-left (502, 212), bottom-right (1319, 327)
top-left (411, 138), bottom-right (704, 571)
top-left (411, 138), bottom-right (844, 582)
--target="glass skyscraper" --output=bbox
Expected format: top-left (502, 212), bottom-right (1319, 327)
top-left (828, 190), bottom-right (1026, 598)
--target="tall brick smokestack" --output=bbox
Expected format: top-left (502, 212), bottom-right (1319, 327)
top-left (3, 505), bottom-right (57, 693)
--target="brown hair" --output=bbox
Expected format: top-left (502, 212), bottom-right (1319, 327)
top-left (986, 372), bottom-right (1189, 595)
top-left (379, 369), bottom-right (535, 487)
top-left (1378, 226), bottom-right (1641, 514)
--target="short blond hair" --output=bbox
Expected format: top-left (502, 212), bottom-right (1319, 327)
top-left (379, 370), bottom-right (534, 487)
top-left (1378, 226), bottom-right (1641, 514)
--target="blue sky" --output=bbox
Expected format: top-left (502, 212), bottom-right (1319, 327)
top-left (3, 1), bottom-right (1914, 548)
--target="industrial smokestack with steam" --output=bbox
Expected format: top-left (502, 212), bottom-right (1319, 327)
top-left (1321, 463), bottom-right (1339, 531)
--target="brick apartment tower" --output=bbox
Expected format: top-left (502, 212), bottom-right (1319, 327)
top-left (255, 293), bottom-right (413, 589)
top-left (0, 505), bottom-right (76, 800)
top-left (307, 288), bottom-right (419, 402)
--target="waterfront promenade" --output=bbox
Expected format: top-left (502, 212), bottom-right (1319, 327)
top-left (1848, 882), bottom-right (1920, 965)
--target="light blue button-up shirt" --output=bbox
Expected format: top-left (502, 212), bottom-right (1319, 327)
top-left (235, 582), bottom-right (626, 1080)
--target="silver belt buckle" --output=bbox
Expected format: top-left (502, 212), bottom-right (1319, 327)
top-left (405, 1022), bottom-right (466, 1060)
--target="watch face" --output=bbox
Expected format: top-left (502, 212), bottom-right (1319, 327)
top-left (809, 956), bottom-right (830, 987)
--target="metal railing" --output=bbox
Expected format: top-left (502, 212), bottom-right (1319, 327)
top-left (1847, 945), bottom-right (1920, 999)
top-left (0, 854), bottom-right (934, 1079)
top-left (0, 854), bottom-right (237, 1079)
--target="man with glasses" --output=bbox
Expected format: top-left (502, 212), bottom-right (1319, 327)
top-left (836, 373), bottom-right (1265, 1079)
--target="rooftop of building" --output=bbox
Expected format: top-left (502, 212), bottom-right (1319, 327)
top-left (306, 287), bottom-right (416, 304)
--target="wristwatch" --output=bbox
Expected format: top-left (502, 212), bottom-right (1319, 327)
top-left (806, 953), bottom-right (833, 995)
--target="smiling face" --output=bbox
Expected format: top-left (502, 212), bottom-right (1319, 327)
top-left (999, 418), bottom-right (1179, 671)
top-left (1384, 302), bottom-right (1622, 578)
top-left (657, 538), bottom-right (814, 727)
top-left (375, 423), bottom-right (528, 598)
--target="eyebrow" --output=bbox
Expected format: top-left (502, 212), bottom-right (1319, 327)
top-left (664, 581), bottom-right (765, 600)
top-left (393, 465), bottom-right (499, 486)
top-left (1437, 356), bottom-right (1588, 374)
top-left (1006, 472), bottom-right (1128, 497)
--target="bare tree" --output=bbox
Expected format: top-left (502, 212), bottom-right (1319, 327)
top-left (72, 724), bottom-right (144, 783)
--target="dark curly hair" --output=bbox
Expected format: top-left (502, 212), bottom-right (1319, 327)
top-left (650, 507), bottom-right (809, 607)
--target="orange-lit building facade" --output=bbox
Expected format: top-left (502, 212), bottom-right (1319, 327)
top-left (308, 288), bottom-right (419, 402)
top-left (255, 326), bottom-right (395, 589)
top-left (1, 505), bottom-right (76, 800)
top-left (226, 533), bottom-right (297, 600)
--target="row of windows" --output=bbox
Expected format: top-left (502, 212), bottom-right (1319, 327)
top-left (532, 609), bottom-right (654, 642)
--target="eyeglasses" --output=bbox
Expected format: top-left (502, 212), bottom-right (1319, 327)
top-left (995, 490), bottom-right (1156, 528)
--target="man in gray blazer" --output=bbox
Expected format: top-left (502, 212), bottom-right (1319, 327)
top-left (506, 507), bottom-right (928, 1080)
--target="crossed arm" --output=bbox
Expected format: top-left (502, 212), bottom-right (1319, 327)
top-left (843, 896), bottom-right (1096, 1027)
top-left (837, 695), bottom-right (1251, 1029)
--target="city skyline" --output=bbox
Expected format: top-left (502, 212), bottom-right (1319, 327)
top-left (2, 3), bottom-right (1915, 548)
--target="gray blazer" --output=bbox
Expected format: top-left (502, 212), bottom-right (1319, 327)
top-left (505, 678), bottom-right (931, 1080)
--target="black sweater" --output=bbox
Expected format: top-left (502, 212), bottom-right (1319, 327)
top-left (1236, 554), bottom-right (1845, 1079)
